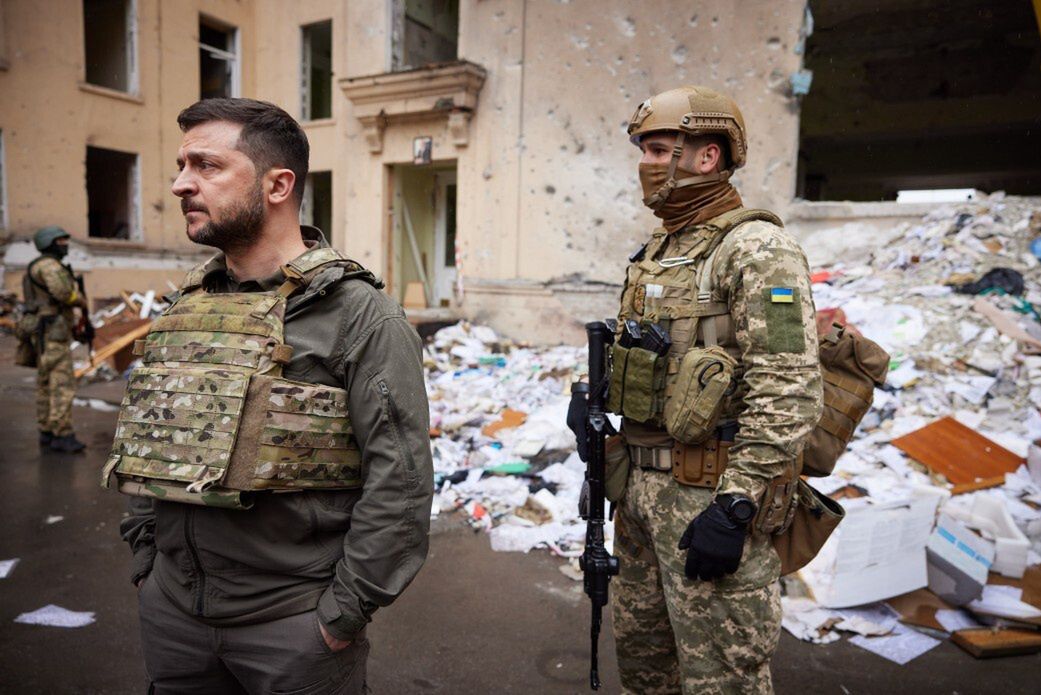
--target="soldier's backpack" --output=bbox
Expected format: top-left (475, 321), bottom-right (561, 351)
top-left (802, 324), bottom-right (890, 476)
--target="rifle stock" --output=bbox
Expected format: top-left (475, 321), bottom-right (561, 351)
top-left (576, 320), bottom-right (619, 690)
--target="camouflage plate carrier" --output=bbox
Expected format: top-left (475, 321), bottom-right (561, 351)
top-left (101, 248), bottom-right (366, 509)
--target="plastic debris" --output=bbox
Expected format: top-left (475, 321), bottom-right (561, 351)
top-left (0, 559), bottom-right (19, 579)
top-left (14, 605), bottom-right (96, 628)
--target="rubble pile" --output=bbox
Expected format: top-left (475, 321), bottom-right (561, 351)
top-left (784, 193), bottom-right (1041, 662)
top-left (424, 323), bottom-right (597, 556)
top-left (423, 194), bottom-right (1041, 663)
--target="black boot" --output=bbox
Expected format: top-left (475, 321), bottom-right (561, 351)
top-left (39, 431), bottom-right (54, 446)
top-left (50, 434), bottom-right (86, 453)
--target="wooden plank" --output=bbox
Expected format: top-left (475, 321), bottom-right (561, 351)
top-left (75, 321), bottom-right (152, 378)
top-left (951, 628), bottom-right (1041, 658)
top-left (891, 416), bottom-right (1024, 488)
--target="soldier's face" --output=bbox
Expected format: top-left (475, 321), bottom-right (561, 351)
top-left (639, 133), bottom-right (676, 166)
top-left (172, 121), bottom-right (265, 252)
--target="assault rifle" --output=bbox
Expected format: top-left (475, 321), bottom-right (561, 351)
top-left (573, 321), bottom-right (620, 690)
top-left (73, 273), bottom-right (95, 355)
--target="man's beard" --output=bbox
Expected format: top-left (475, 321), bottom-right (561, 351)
top-left (183, 183), bottom-right (264, 253)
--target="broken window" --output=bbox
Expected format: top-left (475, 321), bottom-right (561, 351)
top-left (301, 20), bottom-right (333, 120)
top-left (86, 146), bottom-right (138, 240)
top-left (199, 16), bottom-right (239, 99)
top-left (392, 0), bottom-right (459, 71)
top-left (301, 171), bottom-right (332, 236)
top-left (797, 0), bottom-right (1041, 201)
top-left (83, 0), bottom-right (137, 92)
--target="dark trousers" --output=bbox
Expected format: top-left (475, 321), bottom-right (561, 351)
top-left (138, 575), bottom-right (369, 694)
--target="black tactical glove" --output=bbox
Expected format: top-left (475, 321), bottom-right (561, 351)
top-left (677, 494), bottom-right (754, 581)
top-left (567, 385), bottom-right (616, 462)
top-left (567, 388), bottom-right (591, 461)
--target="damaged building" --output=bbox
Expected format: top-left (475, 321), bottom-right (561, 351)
top-left (0, 0), bottom-right (1039, 342)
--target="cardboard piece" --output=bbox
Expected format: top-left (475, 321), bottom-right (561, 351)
top-left (802, 492), bottom-right (942, 608)
top-left (886, 588), bottom-right (953, 632)
top-left (973, 297), bottom-right (1041, 352)
top-left (481, 408), bottom-right (528, 437)
top-left (890, 416), bottom-right (1025, 492)
top-left (951, 628), bottom-right (1041, 658)
top-left (926, 515), bottom-right (995, 605)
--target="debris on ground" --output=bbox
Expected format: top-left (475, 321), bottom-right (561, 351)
top-left (14, 605), bottom-right (96, 628)
top-left (74, 290), bottom-right (167, 380)
top-left (779, 193), bottom-right (1041, 663)
top-left (421, 193), bottom-right (1041, 665)
top-left (0, 559), bottom-right (19, 579)
top-left (424, 322), bottom-right (602, 556)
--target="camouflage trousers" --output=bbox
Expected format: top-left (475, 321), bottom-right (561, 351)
top-left (612, 466), bottom-right (782, 695)
top-left (36, 339), bottom-right (75, 436)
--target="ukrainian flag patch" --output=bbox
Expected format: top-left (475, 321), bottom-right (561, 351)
top-left (770, 287), bottom-right (795, 304)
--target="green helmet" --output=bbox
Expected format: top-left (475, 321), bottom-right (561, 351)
top-left (33, 226), bottom-right (70, 251)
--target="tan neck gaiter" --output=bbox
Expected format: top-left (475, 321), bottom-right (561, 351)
top-left (639, 163), bottom-right (744, 233)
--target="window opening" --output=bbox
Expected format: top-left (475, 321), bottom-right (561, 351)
top-left (86, 146), bottom-right (138, 240)
top-left (200, 16), bottom-right (239, 99)
top-left (83, 0), bottom-right (136, 92)
top-left (797, 0), bottom-right (1041, 201)
top-left (301, 171), bottom-right (332, 237)
top-left (0, 130), bottom-right (7, 230)
top-left (301, 20), bottom-right (333, 120)
top-left (392, 0), bottom-right (459, 71)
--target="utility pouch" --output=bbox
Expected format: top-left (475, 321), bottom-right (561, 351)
top-left (664, 345), bottom-right (736, 445)
top-left (771, 479), bottom-right (845, 576)
top-left (604, 434), bottom-right (631, 503)
top-left (607, 344), bottom-right (664, 423)
top-left (13, 311), bottom-right (40, 367)
top-left (754, 464), bottom-right (799, 535)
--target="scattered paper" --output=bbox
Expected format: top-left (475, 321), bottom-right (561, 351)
top-left (967, 584), bottom-right (1041, 620)
top-left (44, 515), bottom-right (64, 525)
top-left (849, 624), bottom-right (941, 665)
top-left (935, 609), bottom-right (981, 633)
top-left (14, 605), bottom-right (96, 628)
top-left (0, 558), bottom-right (19, 579)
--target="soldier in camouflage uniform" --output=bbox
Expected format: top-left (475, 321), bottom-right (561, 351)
top-left (117, 99), bottom-right (433, 694)
top-left (606, 87), bottom-right (823, 693)
top-left (23, 226), bottom-right (88, 453)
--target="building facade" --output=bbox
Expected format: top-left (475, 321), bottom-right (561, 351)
top-left (2, 0), bottom-right (1039, 342)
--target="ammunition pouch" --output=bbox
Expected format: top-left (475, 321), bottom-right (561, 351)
top-left (607, 344), bottom-right (665, 424)
top-left (770, 479), bottom-right (845, 576)
top-left (754, 457), bottom-right (801, 535)
top-left (663, 346), bottom-right (736, 445)
top-left (604, 434), bottom-right (631, 503)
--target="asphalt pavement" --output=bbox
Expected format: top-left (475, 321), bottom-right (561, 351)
top-left (1, 336), bottom-right (1038, 694)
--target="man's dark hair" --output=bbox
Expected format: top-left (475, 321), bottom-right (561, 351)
top-left (177, 98), bottom-right (309, 204)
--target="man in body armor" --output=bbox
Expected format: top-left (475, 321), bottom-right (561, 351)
top-left (114, 99), bottom-right (433, 694)
top-left (600, 87), bottom-right (823, 693)
top-left (23, 226), bottom-right (89, 453)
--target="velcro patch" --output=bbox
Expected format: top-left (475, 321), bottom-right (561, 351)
top-left (762, 287), bottom-right (805, 353)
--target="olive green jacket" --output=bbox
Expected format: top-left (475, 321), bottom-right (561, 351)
top-left (119, 227), bottom-right (434, 640)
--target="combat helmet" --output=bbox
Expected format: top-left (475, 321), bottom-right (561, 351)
top-left (627, 86), bottom-right (748, 209)
top-left (33, 225), bottom-right (71, 251)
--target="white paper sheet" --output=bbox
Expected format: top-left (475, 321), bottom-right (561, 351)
top-left (0, 558), bottom-right (19, 579)
top-left (934, 609), bottom-right (981, 633)
top-left (14, 605), bottom-right (96, 628)
top-left (849, 624), bottom-right (941, 665)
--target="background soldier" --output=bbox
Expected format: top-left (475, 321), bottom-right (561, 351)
top-left (23, 226), bottom-right (88, 453)
top-left (116, 99), bottom-right (434, 694)
top-left (592, 86), bottom-right (823, 693)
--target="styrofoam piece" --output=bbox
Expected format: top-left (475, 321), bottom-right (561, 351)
top-left (950, 494), bottom-right (1030, 579)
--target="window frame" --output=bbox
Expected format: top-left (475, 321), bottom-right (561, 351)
top-left (199, 14), bottom-right (241, 99)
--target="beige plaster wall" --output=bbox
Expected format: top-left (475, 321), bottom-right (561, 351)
top-left (0, 0), bottom-right (258, 299)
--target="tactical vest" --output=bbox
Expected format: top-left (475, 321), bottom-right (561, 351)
top-left (613, 208), bottom-right (784, 431)
top-left (101, 248), bottom-right (370, 510)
